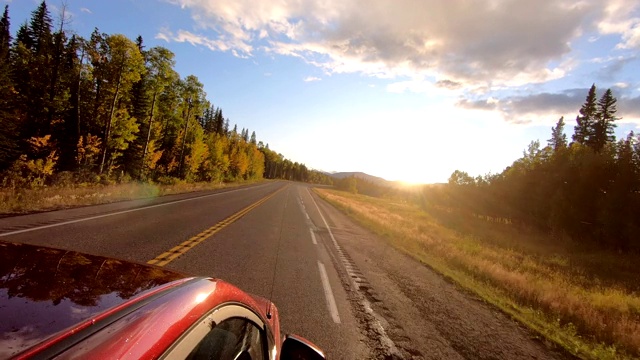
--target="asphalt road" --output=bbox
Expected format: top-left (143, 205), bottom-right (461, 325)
top-left (0, 181), bottom-right (366, 359)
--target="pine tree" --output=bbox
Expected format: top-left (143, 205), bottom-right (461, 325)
top-left (548, 116), bottom-right (567, 151)
top-left (250, 131), bottom-right (257, 145)
top-left (214, 108), bottom-right (224, 135)
top-left (592, 89), bottom-right (618, 152)
top-left (15, 22), bottom-right (33, 49)
top-left (29, 1), bottom-right (52, 54)
top-left (56, 34), bottom-right (82, 171)
top-left (573, 84), bottom-right (598, 146)
top-left (0, 5), bottom-right (10, 62)
top-left (0, 5), bottom-right (17, 169)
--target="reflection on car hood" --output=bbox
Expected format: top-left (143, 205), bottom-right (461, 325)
top-left (0, 241), bottom-right (186, 358)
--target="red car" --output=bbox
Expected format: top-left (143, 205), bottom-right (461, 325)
top-left (0, 240), bottom-right (324, 360)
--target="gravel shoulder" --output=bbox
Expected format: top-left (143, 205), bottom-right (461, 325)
top-left (311, 190), bottom-right (573, 360)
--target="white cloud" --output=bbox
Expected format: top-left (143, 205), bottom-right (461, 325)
top-left (597, 0), bottom-right (640, 49)
top-left (80, 7), bottom-right (92, 14)
top-left (163, 0), bottom-right (614, 89)
top-left (303, 76), bottom-right (321, 82)
top-left (155, 28), bottom-right (253, 56)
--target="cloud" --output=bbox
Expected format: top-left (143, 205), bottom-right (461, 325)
top-left (163, 0), bottom-right (624, 88)
top-left (457, 89), bottom-right (587, 123)
top-left (435, 80), bottom-right (463, 90)
top-left (596, 55), bottom-right (638, 81)
top-left (156, 28), bottom-right (253, 57)
top-left (597, 0), bottom-right (640, 49)
top-left (303, 76), bottom-right (321, 82)
top-left (619, 95), bottom-right (640, 119)
top-left (80, 7), bottom-right (92, 14)
top-left (458, 87), bottom-right (640, 124)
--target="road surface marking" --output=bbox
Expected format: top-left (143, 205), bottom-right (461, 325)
top-left (148, 186), bottom-right (287, 267)
top-left (309, 228), bottom-right (317, 245)
top-left (306, 188), bottom-right (340, 249)
top-left (0, 183), bottom-right (273, 237)
top-left (318, 261), bottom-right (341, 324)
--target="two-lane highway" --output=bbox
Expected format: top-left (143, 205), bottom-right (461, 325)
top-left (0, 181), bottom-right (366, 359)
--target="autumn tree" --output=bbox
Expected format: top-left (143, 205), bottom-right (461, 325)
top-left (0, 2), bottom-right (324, 188)
top-left (93, 34), bottom-right (145, 174)
top-left (139, 46), bottom-right (177, 178)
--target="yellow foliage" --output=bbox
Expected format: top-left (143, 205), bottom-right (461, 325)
top-left (6, 135), bottom-right (60, 187)
top-left (27, 135), bottom-right (53, 152)
top-left (76, 134), bottom-right (102, 166)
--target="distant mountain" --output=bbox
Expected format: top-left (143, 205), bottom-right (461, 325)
top-left (329, 172), bottom-right (391, 186)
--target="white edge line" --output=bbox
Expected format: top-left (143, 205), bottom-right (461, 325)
top-left (309, 228), bottom-right (317, 245)
top-left (318, 261), bottom-right (341, 324)
top-left (0, 183), bottom-right (273, 237)
top-left (306, 188), bottom-right (339, 249)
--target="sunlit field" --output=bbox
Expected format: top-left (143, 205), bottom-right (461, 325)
top-left (315, 188), bottom-right (640, 360)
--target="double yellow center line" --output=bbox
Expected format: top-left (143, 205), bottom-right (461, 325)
top-left (148, 186), bottom-right (287, 267)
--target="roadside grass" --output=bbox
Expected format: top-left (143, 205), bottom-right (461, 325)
top-left (0, 179), bottom-right (265, 215)
top-left (314, 188), bottom-right (640, 360)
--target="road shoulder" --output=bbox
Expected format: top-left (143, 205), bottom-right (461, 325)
top-left (310, 189), bottom-right (571, 360)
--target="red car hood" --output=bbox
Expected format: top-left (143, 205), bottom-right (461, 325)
top-left (0, 241), bottom-right (186, 358)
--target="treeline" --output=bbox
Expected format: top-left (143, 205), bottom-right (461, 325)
top-left (424, 85), bottom-right (639, 251)
top-left (334, 176), bottom-right (406, 198)
top-left (0, 2), bottom-right (332, 187)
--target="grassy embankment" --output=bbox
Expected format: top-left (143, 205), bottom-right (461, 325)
top-left (0, 179), bottom-right (265, 215)
top-left (315, 188), bottom-right (640, 360)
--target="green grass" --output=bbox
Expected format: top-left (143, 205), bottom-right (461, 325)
top-left (0, 179), bottom-right (265, 215)
top-left (315, 188), bottom-right (640, 360)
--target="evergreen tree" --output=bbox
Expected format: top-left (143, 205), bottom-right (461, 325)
top-left (592, 89), bottom-right (618, 152)
top-left (250, 131), bottom-right (257, 145)
top-left (223, 118), bottom-right (229, 136)
top-left (573, 84), bottom-right (598, 146)
top-left (56, 34), bottom-right (82, 171)
top-left (214, 108), bottom-right (224, 135)
top-left (0, 5), bottom-right (17, 169)
top-left (29, 1), bottom-right (52, 54)
top-left (15, 22), bottom-right (32, 49)
top-left (0, 5), bottom-right (10, 62)
top-left (548, 116), bottom-right (567, 151)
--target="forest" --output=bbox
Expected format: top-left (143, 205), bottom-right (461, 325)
top-left (335, 84), bottom-right (638, 252)
top-left (0, 2), bottom-right (332, 188)
top-left (425, 84), bottom-right (639, 251)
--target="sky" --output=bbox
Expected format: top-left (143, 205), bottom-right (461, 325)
top-left (5, 0), bottom-right (640, 183)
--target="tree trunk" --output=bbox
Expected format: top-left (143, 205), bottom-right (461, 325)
top-left (140, 91), bottom-right (157, 178)
top-left (98, 66), bottom-right (123, 175)
top-left (178, 99), bottom-right (193, 177)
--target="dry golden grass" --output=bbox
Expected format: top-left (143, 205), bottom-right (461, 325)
top-left (0, 180), bottom-right (263, 215)
top-left (316, 188), bottom-right (640, 360)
